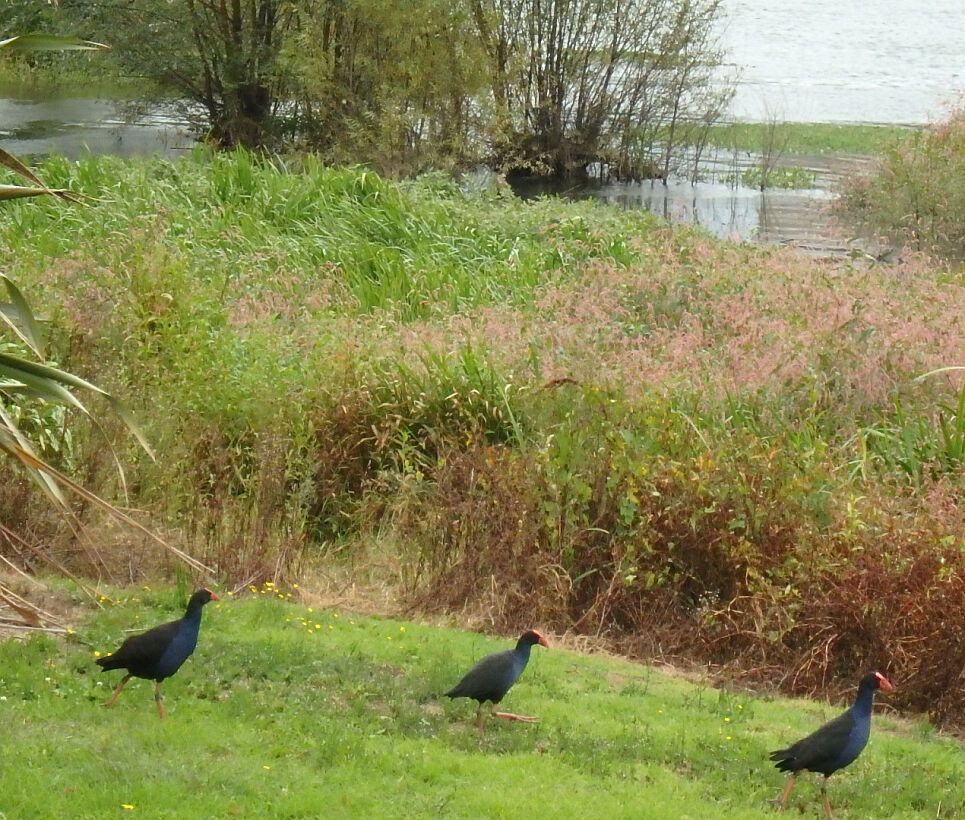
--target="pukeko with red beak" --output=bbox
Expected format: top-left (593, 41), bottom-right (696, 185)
top-left (445, 629), bottom-right (549, 730)
top-left (770, 671), bottom-right (893, 818)
top-left (96, 588), bottom-right (219, 719)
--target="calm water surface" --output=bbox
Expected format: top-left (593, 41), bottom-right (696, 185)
top-left (718, 0), bottom-right (964, 123)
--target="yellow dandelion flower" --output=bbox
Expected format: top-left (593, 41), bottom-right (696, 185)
top-left (315, 624), bottom-right (321, 630)
top-left (263, 765), bottom-right (271, 770)
top-left (724, 717), bottom-right (731, 723)
top-left (121, 804), bottom-right (135, 811)
top-left (307, 607), bottom-right (314, 613)
top-left (293, 584), bottom-right (299, 589)
top-left (94, 651), bottom-right (102, 658)
top-left (726, 736), bottom-right (733, 741)
top-left (399, 626), bottom-right (406, 633)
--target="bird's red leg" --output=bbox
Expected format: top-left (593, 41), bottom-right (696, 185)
top-left (154, 681), bottom-right (166, 720)
top-left (820, 778), bottom-right (833, 819)
top-left (491, 705), bottom-right (539, 723)
top-left (104, 674), bottom-right (131, 708)
top-left (476, 702), bottom-right (487, 733)
top-left (774, 775), bottom-right (796, 811)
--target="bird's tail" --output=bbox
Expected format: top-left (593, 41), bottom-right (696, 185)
top-left (769, 749), bottom-right (796, 772)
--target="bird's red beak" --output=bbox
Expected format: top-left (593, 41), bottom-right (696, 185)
top-left (876, 672), bottom-right (894, 691)
top-left (538, 633), bottom-right (550, 648)
top-left (208, 590), bottom-right (221, 601)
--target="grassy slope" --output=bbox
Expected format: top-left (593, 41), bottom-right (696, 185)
top-left (0, 590), bottom-right (961, 819)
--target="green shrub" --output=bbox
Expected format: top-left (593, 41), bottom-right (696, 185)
top-left (838, 107), bottom-right (965, 260)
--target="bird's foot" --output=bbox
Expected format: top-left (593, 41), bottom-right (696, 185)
top-left (492, 711), bottom-right (539, 723)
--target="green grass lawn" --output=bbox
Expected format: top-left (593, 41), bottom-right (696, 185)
top-left (0, 587), bottom-right (962, 819)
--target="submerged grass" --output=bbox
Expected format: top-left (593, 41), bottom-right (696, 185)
top-left (701, 122), bottom-right (917, 155)
top-left (0, 591), bottom-right (962, 819)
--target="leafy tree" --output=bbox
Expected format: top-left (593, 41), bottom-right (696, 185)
top-left (61, 0), bottom-right (484, 163)
top-left (470, 0), bottom-right (730, 179)
top-left (43, 0), bottom-right (305, 148)
top-left (289, 0), bottom-right (487, 171)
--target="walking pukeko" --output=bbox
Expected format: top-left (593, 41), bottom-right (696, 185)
top-left (770, 671), bottom-right (893, 818)
top-left (444, 629), bottom-right (549, 730)
top-left (96, 588), bottom-right (219, 719)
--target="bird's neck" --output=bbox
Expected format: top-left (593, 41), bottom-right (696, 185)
top-left (852, 685), bottom-right (877, 717)
top-left (181, 605), bottom-right (204, 628)
top-left (514, 643), bottom-right (534, 662)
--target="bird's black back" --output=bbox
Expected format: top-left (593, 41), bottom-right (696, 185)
top-left (445, 649), bottom-right (517, 705)
top-left (95, 619), bottom-right (182, 679)
top-left (769, 709), bottom-right (856, 775)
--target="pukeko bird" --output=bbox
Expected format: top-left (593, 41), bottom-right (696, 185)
top-left (770, 671), bottom-right (894, 818)
top-left (444, 629), bottom-right (549, 730)
top-left (96, 588), bottom-right (219, 719)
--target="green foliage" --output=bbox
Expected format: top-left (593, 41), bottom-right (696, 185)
top-left (476, 0), bottom-right (730, 178)
top-left (838, 107), bottom-right (965, 260)
top-left (0, 592), bottom-right (962, 818)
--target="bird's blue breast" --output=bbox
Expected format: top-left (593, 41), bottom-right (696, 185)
top-left (154, 618), bottom-right (201, 679)
top-left (834, 712), bottom-right (871, 769)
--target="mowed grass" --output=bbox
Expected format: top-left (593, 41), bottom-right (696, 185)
top-left (0, 589), bottom-right (962, 819)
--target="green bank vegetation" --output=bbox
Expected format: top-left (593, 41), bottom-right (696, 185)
top-left (838, 108), bottom-right (965, 261)
top-left (1, 151), bottom-right (963, 725)
top-left (0, 589), bottom-right (962, 818)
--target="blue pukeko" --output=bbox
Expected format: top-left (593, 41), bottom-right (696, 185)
top-left (96, 588), bottom-right (219, 719)
top-left (445, 629), bottom-right (549, 730)
top-left (770, 671), bottom-right (894, 818)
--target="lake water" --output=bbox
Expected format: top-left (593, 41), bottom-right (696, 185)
top-left (0, 94), bottom-right (194, 158)
top-left (717, 0), bottom-right (964, 124)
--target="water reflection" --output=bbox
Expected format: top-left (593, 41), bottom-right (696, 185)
top-left (510, 175), bottom-right (842, 255)
top-left (0, 96), bottom-right (193, 159)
